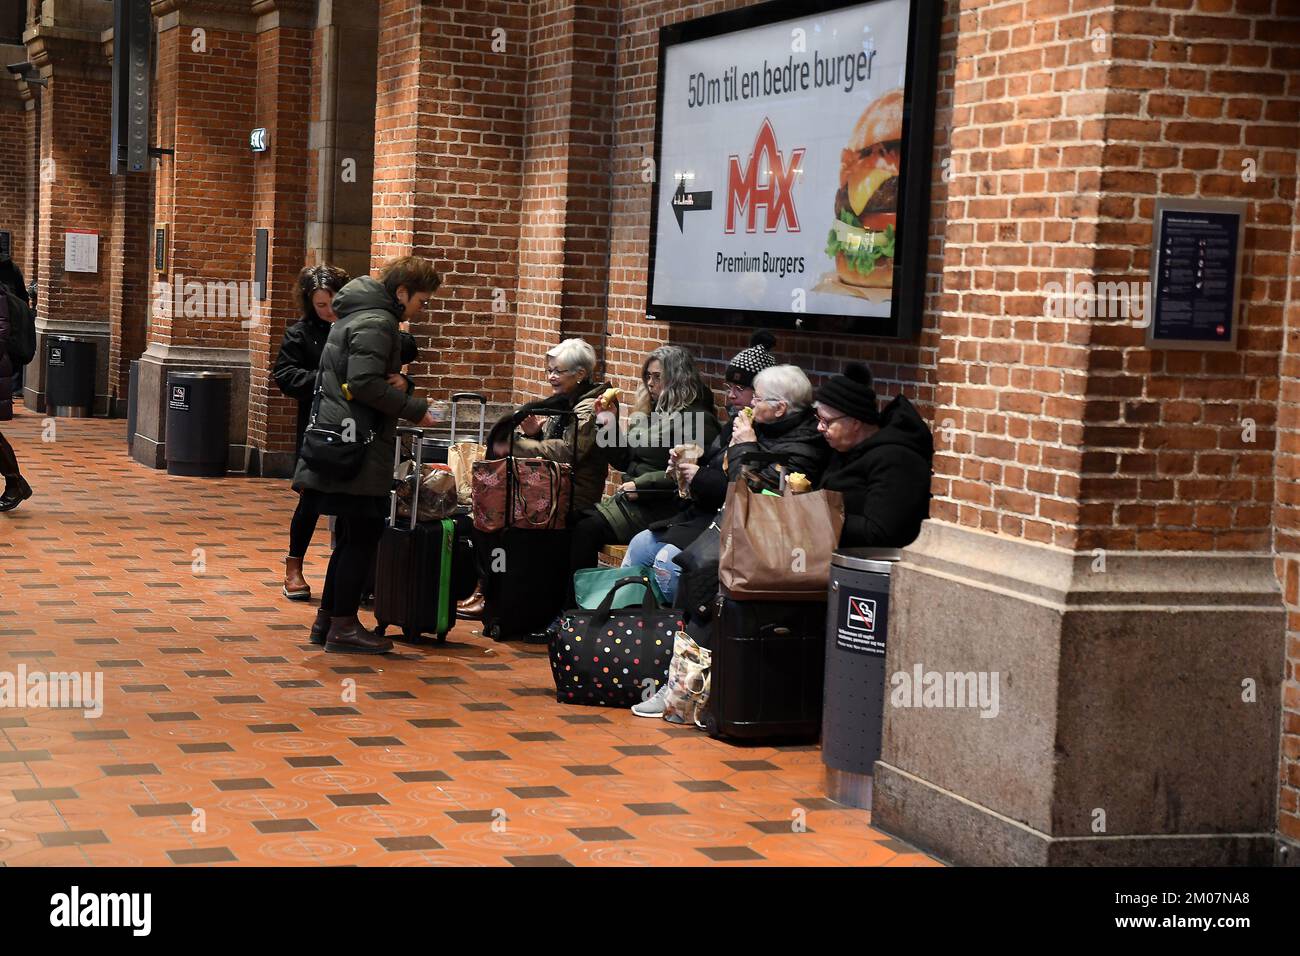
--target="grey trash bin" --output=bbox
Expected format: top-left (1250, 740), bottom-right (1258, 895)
top-left (46, 336), bottom-right (96, 417)
top-left (165, 371), bottom-right (232, 477)
top-left (822, 547), bottom-right (903, 810)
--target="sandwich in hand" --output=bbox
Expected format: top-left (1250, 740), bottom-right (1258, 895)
top-left (786, 472), bottom-right (811, 494)
top-left (825, 88), bottom-right (903, 288)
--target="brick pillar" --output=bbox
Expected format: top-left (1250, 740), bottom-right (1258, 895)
top-left (513, 0), bottom-right (617, 402)
top-left (872, 0), bottom-right (1296, 866)
top-left (371, 0), bottom-right (528, 404)
top-left (306, 0), bottom-right (378, 281)
top-left (133, 0), bottom-right (260, 470)
top-left (23, 2), bottom-right (116, 415)
top-left (245, 0), bottom-right (315, 477)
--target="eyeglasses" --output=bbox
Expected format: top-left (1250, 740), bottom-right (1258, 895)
top-left (546, 366), bottom-right (574, 378)
top-left (725, 383), bottom-right (750, 395)
top-left (815, 411), bottom-right (849, 428)
top-left (753, 396), bottom-right (784, 405)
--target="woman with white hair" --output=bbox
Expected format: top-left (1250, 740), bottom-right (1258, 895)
top-left (626, 362), bottom-right (829, 719)
top-left (512, 337), bottom-right (610, 510)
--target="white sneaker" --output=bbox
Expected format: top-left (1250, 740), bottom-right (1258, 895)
top-left (631, 683), bottom-right (670, 718)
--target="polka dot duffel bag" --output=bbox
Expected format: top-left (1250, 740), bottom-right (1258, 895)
top-left (548, 575), bottom-right (681, 707)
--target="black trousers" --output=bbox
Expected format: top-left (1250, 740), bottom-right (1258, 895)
top-left (288, 491), bottom-right (322, 559)
top-left (567, 508), bottom-right (618, 604)
top-left (319, 514), bottom-right (385, 618)
top-left (0, 430), bottom-right (19, 479)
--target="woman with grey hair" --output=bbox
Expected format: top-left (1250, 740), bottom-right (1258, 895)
top-left (513, 337), bottom-right (610, 510)
top-left (555, 344), bottom-right (721, 617)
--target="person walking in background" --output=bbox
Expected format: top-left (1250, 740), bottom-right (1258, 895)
top-left (0, 251), bottom-right (32, 513)
top-left (294, 256), bottom-right (444, 654)
top-left (273, 264), bottom-right (351, 600)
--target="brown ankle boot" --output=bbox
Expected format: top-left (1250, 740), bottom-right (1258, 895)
top-left (456, 583), bottom-right (485, 620)
top-left (283, 556), bottom-right (311, 601)
top-left (324, 616), bottom-right (393, 655)
top-left (309, 607), bottom-right (331, 645)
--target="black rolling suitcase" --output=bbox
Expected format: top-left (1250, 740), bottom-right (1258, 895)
top-left (475, 408), bottom-right (578, 641)
top-left (373, 427), bottom-right (456, 644)
top-left (701, 595), bottom-right (827, 742)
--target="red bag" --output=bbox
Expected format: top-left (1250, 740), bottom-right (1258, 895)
top-left (471, 456), bottom-right (573, 532)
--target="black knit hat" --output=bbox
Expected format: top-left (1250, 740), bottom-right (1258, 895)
top-left (725, 330), bottom-right (777, 387)
top-left (815, 363), bottom-right (879, 425)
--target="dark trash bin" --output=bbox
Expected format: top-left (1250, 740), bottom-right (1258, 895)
top-left (126, 359), bottom-right (140, 453)
top-left (46, 336), bottom-right (96, 418)
top-left (165, 371), bottom-right (232, 477)
top-left (822, 547), bottom-right (903, 810)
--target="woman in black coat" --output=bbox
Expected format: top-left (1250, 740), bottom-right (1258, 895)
top-left (0, 289), bottom-right (32, 512)
top-left (813, 363), bottom-right (933, 548)
top-left (273, 264), bottom-right (350, 600)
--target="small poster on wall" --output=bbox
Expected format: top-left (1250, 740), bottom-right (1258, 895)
top-left (0, 231), bottom-right (11, 259)
top-left (65, 229), bottom-right (100, 273)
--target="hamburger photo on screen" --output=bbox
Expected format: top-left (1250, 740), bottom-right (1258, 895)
top-left (824, 88), bottom-right (903, 296)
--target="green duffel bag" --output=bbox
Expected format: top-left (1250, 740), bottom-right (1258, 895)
top-left (573, 565), bottom-right (666, 610)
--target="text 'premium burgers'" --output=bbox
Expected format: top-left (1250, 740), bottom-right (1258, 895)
top-left (825, 88), bottom-right (903, 290)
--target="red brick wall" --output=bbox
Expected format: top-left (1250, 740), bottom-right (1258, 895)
top-left (1075, 5), bottom-right (1300, 553)
top-left (0, 97), bottom-right (31, 280)
top-left (36, 56), bottom-right (114, 336)
top-left (247, 18), bottom-right (313, 454)
top-left (150, 20), bottom-right (258, 349)
top-left (370, 0), bottom-right (529, 401)
top-left (513, 0), bottom-right (618, 401)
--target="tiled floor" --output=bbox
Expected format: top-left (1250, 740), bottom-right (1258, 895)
top-left (0, 405), bottom-right (938, 867)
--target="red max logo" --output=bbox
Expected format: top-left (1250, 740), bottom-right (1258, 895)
top-left (725, 118), bottom-right (805, 235)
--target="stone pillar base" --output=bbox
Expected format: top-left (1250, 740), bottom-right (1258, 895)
top-left (871, 521), bottom-right (1286, 867)
top-left (131, 344), bottom-right (252, 473)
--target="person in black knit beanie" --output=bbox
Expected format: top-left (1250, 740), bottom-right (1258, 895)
top-left (814, 362), bottom-right (934, 548)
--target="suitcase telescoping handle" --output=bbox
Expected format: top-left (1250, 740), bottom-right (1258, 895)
top-left (449, 392), bottom-right (488, 445)
top-left (393, 425), bottom-right (427, 530)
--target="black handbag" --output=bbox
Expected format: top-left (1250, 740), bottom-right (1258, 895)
top-left (299, 369), bottom-right (375, 480)
top-left (549, 575), bottom-right (682, 707)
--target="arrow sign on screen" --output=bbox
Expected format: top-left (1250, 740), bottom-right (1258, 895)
top-left (671, 176), bottom-right (712, 232)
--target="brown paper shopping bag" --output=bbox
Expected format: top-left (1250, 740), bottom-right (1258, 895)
top-left (718, 481), bottom-right (845, 601)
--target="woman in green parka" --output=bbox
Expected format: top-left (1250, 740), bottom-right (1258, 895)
top-left (294, 256), bottom-right (443, 655)
top-left (567, 345), bottom-right (721, 588)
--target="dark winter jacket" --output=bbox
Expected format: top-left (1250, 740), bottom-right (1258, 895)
top-left (646, 417), bottom-right (732, 549)
top-left (818, 394), bottom-right (933, 548)
top-left (699, 405), bottom-right (829, 504)
top-left (511, 380), bottom-right (610, 511)
top-left (0, 293), bottom-right (13, 421)
top-left (291, 277), bottom-right (429, 498)
top-left (272, 313), bottom-right (332, 451)
top-left (0, 256), bottom-right (27, 308)
top-left (595, 390), bottom-right (721, 542)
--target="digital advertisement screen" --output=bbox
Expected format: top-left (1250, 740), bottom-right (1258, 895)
top-left (647, 0), bottom-right (939, 338)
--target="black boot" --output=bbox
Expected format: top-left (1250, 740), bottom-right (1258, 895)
top-left (308, 607), bottom-right (331, 646)
top-left (0, 476), bottom-right (32, 513)
top-left (324, 615), bottom-right (393, 655)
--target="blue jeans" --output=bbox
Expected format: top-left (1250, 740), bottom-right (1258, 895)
top-left (622, 529), bottom-right (683, 603)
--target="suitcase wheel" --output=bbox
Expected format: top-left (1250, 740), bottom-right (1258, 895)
top-left (437, 631), bottom-right (449, 644)
top-left (702, 711), bottom-right (719, 739)
top-left (402, 625), bottom-right (423, 642)
top-left (375, 623), bottom-right (387, 638)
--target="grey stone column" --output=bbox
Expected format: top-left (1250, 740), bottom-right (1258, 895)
top-left (872, 520), bottom-right (1285, 866)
